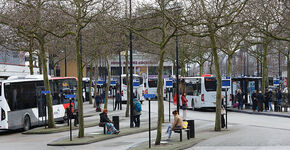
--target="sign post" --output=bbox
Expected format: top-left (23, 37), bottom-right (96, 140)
top-left (65, 94), bottom-right (75, 141)
top-left (222, 78), bottom-right (231, 129)
top-left (41, 91), bottom-right (50, 129)
top-left (144, 94), bottom-right (156, 149)
top-left (165, 78), bottom-right (173, 122)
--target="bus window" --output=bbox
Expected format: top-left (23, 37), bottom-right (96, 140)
top-left (186, 83), bottom-right (194, 95)
top-left (205, 77), bottom-right (217, 91)
top-left (148, 79), bottom-right (158, 88)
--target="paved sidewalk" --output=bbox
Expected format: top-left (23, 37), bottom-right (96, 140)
top-left (228, 107), bottom-right (290, 118)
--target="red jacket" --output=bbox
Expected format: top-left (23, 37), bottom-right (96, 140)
top-left (181, 95), bottom-right (188, 105)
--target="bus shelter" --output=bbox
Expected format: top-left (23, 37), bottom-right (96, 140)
top-left (231, 77), bottom-right (262, 105)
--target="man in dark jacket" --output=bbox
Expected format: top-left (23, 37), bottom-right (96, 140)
top-left (251, 90), bottom-right (258, 112)
top-left (114, 91), bottom-right (121, 110)
top-left (257, 91), bottom-right (264, 112)
top-left (264, 88), bottom-right (270, 111)
top-left (237, 89), bottom-right (243, 110)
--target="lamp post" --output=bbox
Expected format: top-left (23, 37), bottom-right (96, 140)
top-left (129, 0), bottom-right (134, 128)
top-left (119, 50), bottom-right (122, 110)
top-left (176, 30), bottom-right (180, 114)
top-left (65, 49), bottom-right (67, 77)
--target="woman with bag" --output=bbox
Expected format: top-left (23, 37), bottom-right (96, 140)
top-left (181, 92), bottom-right (188, 120)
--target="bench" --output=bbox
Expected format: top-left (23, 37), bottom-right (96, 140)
top-left (99, 122), bottom-right (107, 134)
top-left (173, 127), bottom-right (190, 142)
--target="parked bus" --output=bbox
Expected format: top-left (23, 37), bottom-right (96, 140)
top-left (181, 76), bottom-right (231, 109)
top-left (120, 74), bottom-right (145, 102)
top-left (0, 75), bottom-right (77, 130)
top-left (82, 77), bottom-right (94, 101)
top-left (145, 77), bottom-right (166, 99)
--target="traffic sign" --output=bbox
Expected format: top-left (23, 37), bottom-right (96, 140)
top-left (41, 91), bottom-right (50, 94)
top-left (222, 79), bottom-right (231, 89)
top-left (65, 94), bottom-right (76, 99)
top-left (144, 94), bottom-right (156, 99)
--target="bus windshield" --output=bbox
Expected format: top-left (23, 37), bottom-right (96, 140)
top-left (148, 79), bottom-right (158, 88)
top-left (205, 77), bottom-right (217, 91)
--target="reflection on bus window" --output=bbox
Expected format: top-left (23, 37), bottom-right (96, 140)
top-left (148, 79), bottom-right (158, 87)
top-left (205, 77), bottom-right (217, 91)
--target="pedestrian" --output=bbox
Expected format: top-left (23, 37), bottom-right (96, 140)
top-left (73, 99), bottom-right (79, 127)
top-left (276, 88), bottom-right (282, 105)
top-left (221, 105), bottom-right (226, 128)
top-left (101, 90), bottom-right (106, 103)
top-left (99, 109), bottom-right (120, 134)
top-left (251, 90), bottom-right (258, 112)
top-left (257, 91), bottom-right (264, 112)
top-left (95, 92), bottom-right (102, 112)
top-left (267, 89), bottom-right (273, 111)
top-left (181, 92), bottom-right (188, 120)
top-left (114, 91), bottom-right (121, 110)
top-left (132, 96), bottom-right (142, 127)
top-left (233, 90), bottom-right (238, 108)
top-left (237, 89), bottom-right (243, 110)
top-left (166, 110), bottom-right (183, 140)
top-left (264, 88), bottom-right (270, 111)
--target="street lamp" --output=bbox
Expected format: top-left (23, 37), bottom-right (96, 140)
top-left (176, 30), bottom-right (180, 114)
top-left (129, 0), bottom-right (134, 128)
top-left (119, 50), bottom-right (122, 110)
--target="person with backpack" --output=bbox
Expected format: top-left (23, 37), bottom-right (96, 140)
top-left (132, 96), bottom-right (142, 127)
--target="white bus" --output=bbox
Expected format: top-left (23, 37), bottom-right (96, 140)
top-left (82, 77), bottom-right (94, 101)
top-left (120, 74), bottom-right (145, 102)
top-left (181, 76), bottom-right (231, 109)
top-left (0, 75), bottom-right (77, 130)
top-left (145, 77), bottom-right (166, 99)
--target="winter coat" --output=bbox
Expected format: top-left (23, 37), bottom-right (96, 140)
top-left (257, 93), bottom-right (264, 103)
top-left (132, 98), bottom-right (142, 116)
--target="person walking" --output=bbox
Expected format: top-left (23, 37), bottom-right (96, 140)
top-left (95, 92), bottom-right (102, 112)
top-left (276, 88), bottom-right (282, 105)
top-left (132, 96), bottom-right (142, 127)
top-left (166, 110), bottom-right (183, 140)
top-left (267, 89), bottom-right (273, 111)
top-left (181, 92), bottom-right (188, 120)
top-left (257, 91), bottom-right (264, 112)
top-left (237, 89), bottom-right (243, 110)
top-left (264, 88), bottom-right (270, 111)
top-left (114, 91), bottom-right (121, 110)
top-left (221, 105), bottom-right (226, 128)
top-left (251, 90), bottom-right (258, 112)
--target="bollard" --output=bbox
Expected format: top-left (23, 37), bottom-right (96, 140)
top-left (187, 120), bottom-right (195, 138)
top-left (112, 116), bottom-right (120, 130)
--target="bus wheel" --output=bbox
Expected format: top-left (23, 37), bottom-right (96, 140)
top-left (23, 116), bottom-right (31, 131)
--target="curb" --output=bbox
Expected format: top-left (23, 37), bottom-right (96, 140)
top-left (47, 125), bottom-right (158, 146)
top-left (228, 108), bottom-right (290, 118)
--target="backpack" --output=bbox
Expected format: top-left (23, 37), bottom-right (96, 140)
top-left (135, 101), bottom-right (142, 112)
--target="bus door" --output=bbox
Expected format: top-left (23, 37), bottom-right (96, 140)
top-left (0, 82), bottom-right (7, 129)
top-left (36, 86), bottom-right (46, 125)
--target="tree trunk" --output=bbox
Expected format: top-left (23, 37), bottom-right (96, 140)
top-left (287, 55), bottom-right (290, 105)
top-left (89, 62), bottom-right (93, 104)
top-left (125, 50), bottom-right (130, 117)
top-left (39, 38), bottom-right (55, 128)
top-left (209, 54), bottom-right (213, 74)
top-left (76, 30), bottom-right (84, 138)
top-left (209, 31), bottom-right (222, 131)
top-left (154, 47), bottom-right (165, 145)
top-left (104, 55), bottom-right (111, 110)
top-left (199, 63), bottom-right (203, 76)
top-left (38, 54), bottom-right (42, 74)
top-left (262, 43), bottom-right (269, 94)
top-left (93, 61), bottom-right (99, 108)
top-left (28, 38), bottom-right (34, 75)
top-left (227, 54), bottom-right (233, 76)
top-left (29, 48), bottom-right (34, 75)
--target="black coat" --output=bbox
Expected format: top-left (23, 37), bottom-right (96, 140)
top-left (237, 93), bottom-right (243, 102)
top-left (100, 112), bottom-right (111, 123)
top-left (257, 93), bottom-right (264, 103)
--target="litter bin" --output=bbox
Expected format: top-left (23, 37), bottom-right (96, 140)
top-left (112, 116), bottom-right (119, 130)
top-left (187, 120), bottom-right (195, 138)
